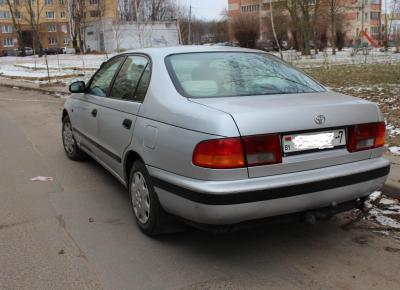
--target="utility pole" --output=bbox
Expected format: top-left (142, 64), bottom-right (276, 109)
top-left (188, 0), bottom-right (192, 45)
top-left (361, 0), bottom-right (365, 33)
top-left (384, 0), bottom-right (388, 48)
top-left (269, 0), bottom-right (283, 59)
top-left (176, 0), bottom-right (183, 44)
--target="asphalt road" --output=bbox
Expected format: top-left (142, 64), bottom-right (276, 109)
top-left (0, 86), bottom-right (399, 290)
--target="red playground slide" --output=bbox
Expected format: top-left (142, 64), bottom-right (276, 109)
top-left (360, 31), bottom-right (379, 48)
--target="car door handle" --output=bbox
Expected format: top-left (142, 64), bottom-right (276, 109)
top-left (91, 109), bottom-right (97, 117)
top-left (122, 119), bottom-right (132, 129)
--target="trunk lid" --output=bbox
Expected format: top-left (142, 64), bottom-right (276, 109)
top-left (189, 91), bottom-right (382, 178)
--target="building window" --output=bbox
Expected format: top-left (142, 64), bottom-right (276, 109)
top-left (15, 0), bottom-right (20, 4)
top-left (3, 38), bottom-right (13, 47)
top-left (0, 11), bottom-right (11, 19)
top-left (371, 12), bottom-right (380, 20)
top-left (0, 0), bottom-right (6, 4)
top-left (1, 25), bottom-right (12, 33)
top-left (30, 0), bottom-right (35, 4)
top-left (48, 37), bottom-right (57, 45)
top-left (15, 11), bottom-right (21, 19)
top-left (64, 36), bottom-right (68, 45)
top-left (45, 0), bottom-right (53, 5)
top-left (371, 26), bottom-right (379, 35)
top-left (90, 10), bottom-right (100, 17)
top-left (46, 11), bottom-right (55, 19)
top-left (241, 4), bottom-right (259, 13)
top-left (60, 11), bottom-right (66, 18)
top-left (61, 24), bottom-right (67, 33)
top-left (89, 0), bottom-right (98, 4)
top-left (48, 23), bottom-right (56, 32)
top-left (59, 0), bottom-right (65, 4)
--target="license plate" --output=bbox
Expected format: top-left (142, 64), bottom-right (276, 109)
top-left (282, 129), bottom-right (346, 153)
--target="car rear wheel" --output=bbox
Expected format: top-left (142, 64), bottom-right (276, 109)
top-left (62, 115), bottom-right (87, 161)
top-left (129, 160), bottom-right (184, 236)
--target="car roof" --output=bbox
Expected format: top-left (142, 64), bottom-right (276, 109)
top-left (123, 45), bottom-right (264, 58)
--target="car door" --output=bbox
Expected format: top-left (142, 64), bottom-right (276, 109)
top-left (96, 55), bottom-right (151, 176)
top-left (72, 56), bottom-right (125, 156)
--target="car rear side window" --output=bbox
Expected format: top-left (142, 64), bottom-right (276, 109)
top-left (134, 64), bottom-right (151, 102)
top-left (109, 55), bottom-right (149, 101)
top-left (88, 57), bottom-right (124, 97)
top-left (165, 52), bottom-right (325, 98)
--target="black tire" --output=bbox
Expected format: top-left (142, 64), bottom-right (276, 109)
top-left (62, 115), bottom-right (87, 161)
top-left (129, 160), bottom-right (184, 236)
top-left (129, 160), bottom-right (165, 236)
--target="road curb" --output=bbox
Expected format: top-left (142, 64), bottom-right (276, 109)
top-left (0, 82), bottom-right (68, 96)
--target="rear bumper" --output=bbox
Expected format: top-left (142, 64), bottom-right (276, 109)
top-left (148, 157), bottom-right (390, 224)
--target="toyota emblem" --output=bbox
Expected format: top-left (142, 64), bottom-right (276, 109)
top-left (314, 115), bottom-right (326, 125)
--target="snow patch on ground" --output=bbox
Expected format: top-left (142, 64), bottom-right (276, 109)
top-left (389, 146), bottom-right (400, 155)
top-left (0, 65), bottom-right (80, 79)
top-left (365, 191), bottom-right (400, 230)
top-left (387, 124), bottom-right (400, 136)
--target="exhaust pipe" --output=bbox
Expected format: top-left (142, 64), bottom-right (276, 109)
top-left (303, 198), bottom-right (366, 225)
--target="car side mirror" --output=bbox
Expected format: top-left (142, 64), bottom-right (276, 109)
top-left (69, 81), bottom-right (86, 93)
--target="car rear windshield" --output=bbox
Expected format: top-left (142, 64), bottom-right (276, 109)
top-left (165, 52), bottom-right (325, 98)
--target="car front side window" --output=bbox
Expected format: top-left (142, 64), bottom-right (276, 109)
top-left (109, 55), bottom-right (149, 101)
top-left (88, 57), bottom-right (124, 97)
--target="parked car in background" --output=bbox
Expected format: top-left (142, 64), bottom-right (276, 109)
top-left (62, 46), bottom-right (390, 236)
top-left (212, 42), bottom-right (239, 47)
top-left (24, 47), bottom-right (34, 56)
top-left (60, 47), bottom-right (76, 54)
top-left (44, 47), bottom-right (61, 55)
top-left (256, 40), bottom-right (288, 52)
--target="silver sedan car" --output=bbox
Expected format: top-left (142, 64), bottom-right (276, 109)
top-left (62, 46), bottom-right (390, 235)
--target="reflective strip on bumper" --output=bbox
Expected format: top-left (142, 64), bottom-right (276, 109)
top-left (151, 165), bottom-right (390, 205)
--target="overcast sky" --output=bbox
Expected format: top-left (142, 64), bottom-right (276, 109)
top-left (181, 0), bottom-right (228, 21)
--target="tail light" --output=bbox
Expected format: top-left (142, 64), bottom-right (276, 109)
top-left (193, 134), bottom-right (282, 169)
top-left (192, 138), bottom-right (245, 169)
top-left (347, 122), bottom-right (386, 152)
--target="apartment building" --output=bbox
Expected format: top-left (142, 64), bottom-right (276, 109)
top-left (343, 0), bottom-right (382, 41)
top-left (82, 0), bottom-right (117, 23)
top-left (384, 12), bottom-right (400, 41)
top-left (0, 0), bottom-right (70, 51)
top-left (227, 0), bottom-right (382, 46)
top-left (0, 0), bottom-right (119, 52)
top-left (227, 0), bottom-right (270, 42)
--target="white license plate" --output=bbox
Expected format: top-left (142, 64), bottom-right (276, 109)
top-left (282, 129), bottom-right (346, 153)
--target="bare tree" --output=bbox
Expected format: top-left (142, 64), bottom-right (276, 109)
top-left (282, 0), bottom-right (321, 55)
top-left (118, 0), bottom-right (142, 21)
top-left (231, 14), bottom-right (259, 48)
top-left (323, 0), bottom-right (346, 55)
top-left (68, 0), bottom-right (87, 53)
top-left (388, 0), bottom-right (400, 52)
top-left (5, 0), bottom-right (25, 54)
top-left (23, 0), bottom-right (45, 54)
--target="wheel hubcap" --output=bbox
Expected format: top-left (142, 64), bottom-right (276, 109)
top-left (63, 122), bottom-right (75, 154)
top-left (131, 172), bottom-right (150, 224)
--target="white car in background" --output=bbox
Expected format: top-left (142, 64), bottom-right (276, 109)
top-left (61, 47), bottom-right (76, 54)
